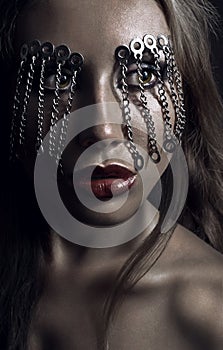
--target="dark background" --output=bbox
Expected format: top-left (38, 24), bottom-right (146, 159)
top-left (210, 0), bottom-right (223, 96)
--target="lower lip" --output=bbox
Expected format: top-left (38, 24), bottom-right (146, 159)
top-left (74, 175), bottom-right (137, 201)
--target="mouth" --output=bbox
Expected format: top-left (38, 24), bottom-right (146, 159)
top-left (72, 163), bottom-right (137, 201)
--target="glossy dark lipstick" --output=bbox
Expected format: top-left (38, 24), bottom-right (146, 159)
top-left (73, 164), bottom-right (137, 200)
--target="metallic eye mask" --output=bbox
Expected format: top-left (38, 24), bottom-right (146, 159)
top-left (10, 40), bottom-right (84, 164)
top-left (115, 34), bottom-right (186, 169)
top-left (10, 35), bottom-right (186, 171)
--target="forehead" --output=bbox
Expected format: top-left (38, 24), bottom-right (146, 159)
top-left (15, 0), bottom-right (169, 59)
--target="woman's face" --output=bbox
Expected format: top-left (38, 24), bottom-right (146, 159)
top-left (13, 0), bottom-right (174, 229)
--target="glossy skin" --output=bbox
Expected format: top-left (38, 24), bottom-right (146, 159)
top-left (15, 0), bottom-right (172, 228)
top-left (13, 0), bottom-right (223, 349)
top-left (28, 226), bottom-right (223, 350)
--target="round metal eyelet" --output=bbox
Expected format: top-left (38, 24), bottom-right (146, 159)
top-left (41, 42), bottom-right (54, 58)
top-left (134, 154), bottom-right (144, 171)
top-left (143, 34), bottom-right (156, 50)
top-left (115, 45), bottom-right (130, 62)
top-left (130, 37), bottom-right (145, 59)
top-left (20, 43), bottom-right (29, 60)
top-left (149, 149), bottom-right (161, 163)
top-left (157, 34), bottom-right (169, 49)
top-left (55, 45), bottom-right (71, 62)
top-left (163, 138), bottom-right (176, 153)
top-left (28, 40), bottom-right (41, 56)
top-left (69, 52), bottom-right (84, 69)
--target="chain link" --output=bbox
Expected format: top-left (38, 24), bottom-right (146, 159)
top-left (19, 55), bottom-right (37, 147)
top-left (151, 46), bottom-right (177, 153)
top-left (136, 57), bottom-right (161, 163)
top-left (10, 59), bottom-right (26, 160)
top-left (56, 70), bottom-right (78, 165)
top-left (36, 58), bottom-right (47, 153)
top-left (163, 45), bottom-right (180, 123)
top-left (169, 45), bottom-right (186, 140)
top-left (119, 60), bottom-right (144, 170)
top-left (49, 62), bottom-right (62, 158)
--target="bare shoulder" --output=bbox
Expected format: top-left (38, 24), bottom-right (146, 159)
top-left (168, 224), bottom-right (223, 277)
top-left (166, 225), bottom-right (223, 347)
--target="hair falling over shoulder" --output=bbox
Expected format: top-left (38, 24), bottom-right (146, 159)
top-left (0, 0), bottom-right (223, 349)
top-left (157, 0), bottom-right (223, 249)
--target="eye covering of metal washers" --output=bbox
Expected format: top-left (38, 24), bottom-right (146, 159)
top-left (10, 34), bottom-right (186, 171)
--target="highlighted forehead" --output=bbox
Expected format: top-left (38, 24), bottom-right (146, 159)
top-left (15, 0), bottom-right (169, 58)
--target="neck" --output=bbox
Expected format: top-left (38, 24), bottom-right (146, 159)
top-left (49, 204), bottom-right (159, 272)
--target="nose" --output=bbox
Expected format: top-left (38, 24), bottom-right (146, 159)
top-left (78, 123), bottom-right (124, 148)
top-left (77, 68), bottom-right (125, 148)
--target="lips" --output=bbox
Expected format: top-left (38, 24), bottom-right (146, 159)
top-left (72, 164), bottom-right (137, 200)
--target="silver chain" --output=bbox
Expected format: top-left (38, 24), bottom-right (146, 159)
top-left (136, 57), bottom-right (160, 163)
top-left (49, 62), bottom-right (62, 157)
top-left (153, 50), bottom-right (172, 135)
top-left (169, 46), bottom-right (186, 140)
top-left (119, 59), bottom-right (144, 171)
top-left (10, 59), bottom-right (26, 160)
top-left (36, 58), bottom-right (46, 153)
top-left (152, 46), bottom-right (177, 153)
top-left (162, 45), bottom-right (181, 128)
top-left (56, 70), bottom-right (78, 165)
top-left (19, 55), bottom-right (37, 147)
top-left (11, 37), bottom-right (184, 165)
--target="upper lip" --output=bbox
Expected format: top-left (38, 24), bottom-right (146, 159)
top-left (91, 164), bottom-right (136, 180)
top-left (72, 161), bottom-right (137, 182)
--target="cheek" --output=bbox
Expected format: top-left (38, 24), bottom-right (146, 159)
top-left (25, 90), bottom-right (69, 149)
top-left (130, 87), bottom-right (175, 150)
top-left (130, 87), bottom-right (175, 175)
